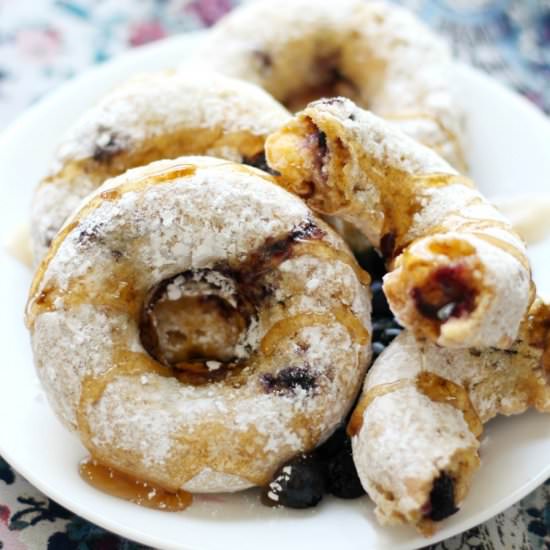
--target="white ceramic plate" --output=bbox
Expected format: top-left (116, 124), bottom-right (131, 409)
top-left (1, 32), bottom-right (550, 550)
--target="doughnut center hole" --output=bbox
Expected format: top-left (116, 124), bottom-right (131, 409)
top-left (283, 54), bottom-right (361, 112)
top-left (140, 272), bottom-right (247, 370)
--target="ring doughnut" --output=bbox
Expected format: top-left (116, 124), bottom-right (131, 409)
top-left (194, 0), bottom-right (465, 170)
top-left (266, 98), bottom-right (532, 349)
top-left (26, 156), bottom-right (372, 494)
top-left (349, 300), bottom-right (550, 533)
top-left (30, 71), bottom-right (290, 261)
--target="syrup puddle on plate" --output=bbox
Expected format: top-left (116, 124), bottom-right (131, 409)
top-left (79, 457), bottom-right (192, 511)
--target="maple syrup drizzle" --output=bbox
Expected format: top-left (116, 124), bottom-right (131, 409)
top-left (412, 172), bottom-right (475, 190)
top-left (347, 379), bottom-right (410, 437)
top-left (341, 142), bottom-right (473, 256)
top-left (76, 351), bottom-right (172, 444)
top-left (293, 241), bottom-right (371, 287)
top-left (26, 163), bottom-right (199, 328)
top-left (468, 232), bottom-right (530, 271)
top-left (347, 371), bottom-right (483, 439)
top-left (79, 458), bottom-right (192, 511)
top-left (451, 218), bottom-right (517, 235)
top-left (28, 266), bottom-right (143, 326)
top-left (260, 306), bottom-right (369, 357)
top-left (415, 371), bottom-right (482, 438)
top-left (41, 127), bottom-right (267, 188)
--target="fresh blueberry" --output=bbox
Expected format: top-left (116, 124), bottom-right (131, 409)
top-left (371, 280), bottom-right (392, 318)
top-left (326, 447), bottom-right (366, 499)
top-left (371, 341), bottom-right (386, 359)
top-left (372, 318), bottom-right (401, 344)
top-left (262, 454), bottom-right (325, 509)
top-left (314, 426), bottom-right (349, 460)
top-left (354, 247), bottom-right (386, 280)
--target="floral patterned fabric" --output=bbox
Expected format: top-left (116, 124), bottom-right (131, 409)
top-left (1, 0), bottom-right (550, 548)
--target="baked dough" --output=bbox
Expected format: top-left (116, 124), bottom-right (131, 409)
top-left (194, 0), bottom-right (465, 170)
top-left (266, 98), bottom-right (532, 348)
top-left (350, 300), bottom-right (550, 533)
top-left (26, 156), bottom-right (372, 493)
top-left (30, 71), bottom-right (290, 261)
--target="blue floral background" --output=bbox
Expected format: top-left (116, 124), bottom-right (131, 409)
top-left (0, 0), bottom-right (549, 548)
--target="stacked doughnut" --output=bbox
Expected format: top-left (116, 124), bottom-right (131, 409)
top-left (25, 0), bottom-right (550, 538)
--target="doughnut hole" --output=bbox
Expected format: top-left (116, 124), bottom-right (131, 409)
top-left (283, 54), bottom-right (361, 113)
top-left (266, 116), bottom-right (352, 215)
top-left (140, 271), bottom-right (249, 378)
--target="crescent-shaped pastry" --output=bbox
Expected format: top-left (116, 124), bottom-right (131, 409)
top-left (266, 97), bottom-right (532, 348)
top-left (349, 300), bottom-right (550, 534)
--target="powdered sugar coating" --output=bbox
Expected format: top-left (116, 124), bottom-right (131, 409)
top-left (192, 0), bottom-right (465, 170)
top-left (366, 330), bottom-right (550, 424)
top-left (353, 386), bottom-right (478, 527)
top-left (27, 156), bottom-right (371, 493)
top-left (352, 324), bottom-right (550, 530)
top-left (30, 71), bottom-right (290, 261)
top-left (266, 98), bottom-right (531, 348)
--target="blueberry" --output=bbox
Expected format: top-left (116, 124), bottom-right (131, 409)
top-left (380, 326), bottom-right (402, 345)
top-left (314, 426), bottom-right (349, 460)
top-left (371, 317), bottom-right (402, 363)
top-left (426, 473), bottom-right (459, 521)
top-left (372, 318), bottom-right (402, 343)
top-left (354, 247), bottom-right (386, 280)
top-left (372, 341), bottom-right (386, 359)
top-left (262, 454), bottom-right (325, 509)
top-left (371, 280), bottom-right (392, 318)
top-left (326, 447), bottom-right (366, 499)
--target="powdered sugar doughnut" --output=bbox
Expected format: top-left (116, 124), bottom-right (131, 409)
top-left (30, 71), bottom-right (290, 261)
top-left (266, 98), bottom-right (532, 349)
top-left (194, 0), bottom-right (465, 170)
top-left (26, 156), bottom-right (371, 493)
top-left (349, 300), bottom-right (550, 534)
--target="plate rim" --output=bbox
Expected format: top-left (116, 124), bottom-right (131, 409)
top-left (1, 32), bottom-right (550, 550)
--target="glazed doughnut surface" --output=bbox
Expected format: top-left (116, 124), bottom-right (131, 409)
top-left (26, 156), bottom-right (371, 493)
